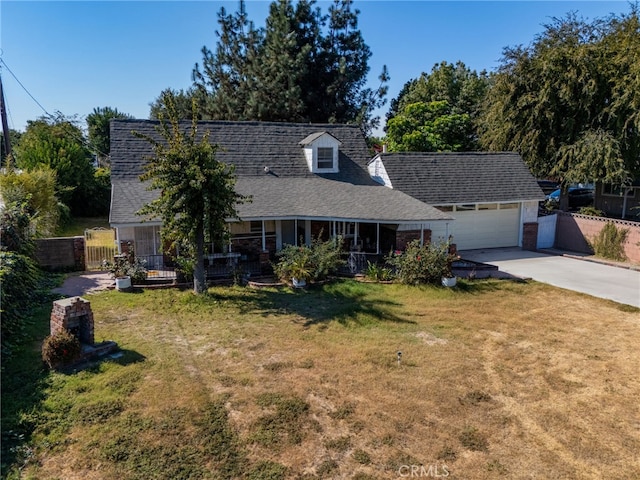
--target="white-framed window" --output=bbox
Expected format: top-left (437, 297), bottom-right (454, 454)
top-left (250, 221), bottom-right (263, 234)
top-left (478, 203), bottom-right (498, 210)
top-left (455, 204), bottom-right (476, 211)
top-left (602, 184), bottom-right (636, 198)
top-left (317, 147), bottom-right (334, 169)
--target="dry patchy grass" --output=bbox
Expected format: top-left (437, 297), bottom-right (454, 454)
top-left (8, 279), bottom-right (640, 479)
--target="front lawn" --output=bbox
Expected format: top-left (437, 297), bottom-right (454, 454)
top-left (2, 279), bottom-right (639, 479)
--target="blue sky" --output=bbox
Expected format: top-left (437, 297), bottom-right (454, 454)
top-left (0, 1), bottom-right (631, 136)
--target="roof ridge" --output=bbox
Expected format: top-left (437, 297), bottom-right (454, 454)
top-left (112, 119), bottom-right (362, 129)
top-left (380, 151), bottom-right (519, 156)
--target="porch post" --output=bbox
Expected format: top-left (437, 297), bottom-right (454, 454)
top-left (295, 219), bottom-right (298, 246)
top-left (275, 220), bottom-right (283, 250)
top-left (376, 223), bottom-right (380, 255)
top-left (305, 220), bottom-right (311, 245)
top-left (115, 227), bottom-right (122, 254)
top-left (355, 222), bottom-right (359, 250)
top-left (261, 220), bottom-right (266, 251)
top-left (420, 224), bottom-right (424, 246)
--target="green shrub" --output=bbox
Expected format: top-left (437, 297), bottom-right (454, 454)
top-left (0, 252), bottom-right (41, 352)
top-left (589, 222), bottom-right (628, 261)
top-left (42, 329), bottom-right (81, 369)
top-left (308, 234), bottom-right (345, 281)
top-left (365, 261), bottom-right (394, 281)
top-left (274, 234), bottom-right (345, 283)
top-left (385, 240), bottom-right (456, 285)
top-left (578, 206), bottom-right (604, 217)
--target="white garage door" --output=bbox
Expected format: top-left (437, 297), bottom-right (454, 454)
top-left (450, 204), bottom-right (521, 250)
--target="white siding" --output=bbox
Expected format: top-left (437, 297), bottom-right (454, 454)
top-left (302, 133), bottom-right (340, 173)
top-left (367, 155), bottom-right (392, 187)
top-left (522, 200), bottom-right (539, 222)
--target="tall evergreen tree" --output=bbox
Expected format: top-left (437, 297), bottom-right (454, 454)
top-left (245, 0), bottom-right (309, 121)
top-left (192, 0), bottom-right (261, 121)
top-left (155, 0), bottom-right (387, 135)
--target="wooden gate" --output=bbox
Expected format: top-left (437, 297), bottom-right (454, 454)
top-left (85, 227), bottom-right (117, 270)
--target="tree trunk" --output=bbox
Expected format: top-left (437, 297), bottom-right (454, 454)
top-left (193, 225), bottom-right (206, 294)
top-left (559, 184), bottom-right (570, 211)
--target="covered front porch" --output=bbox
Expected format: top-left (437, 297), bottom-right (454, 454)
top-left (113, 217), bottom-right (452, 279)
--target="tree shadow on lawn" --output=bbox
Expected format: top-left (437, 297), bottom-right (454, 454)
top-left (207, 280), bottom-right (415, 327)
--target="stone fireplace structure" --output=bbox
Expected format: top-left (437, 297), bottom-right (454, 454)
top-left (50, 296), bottom-right (117, 362)
top-left (50, 297), bottom-right (95, 345)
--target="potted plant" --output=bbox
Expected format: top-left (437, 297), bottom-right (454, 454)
top-left (441, 243), bottom-right (459, 288)
top-left (102, 248), bottom-right (147, 291)
top-left (289, 256), bottom-right (311, 288)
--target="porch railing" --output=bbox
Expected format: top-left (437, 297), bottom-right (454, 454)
top-left (136, 255), bottom-right (177, 280)
top-left (135, 253), bottom-right (265, 281)
top-left (338, 252), bottom-right (382, 275)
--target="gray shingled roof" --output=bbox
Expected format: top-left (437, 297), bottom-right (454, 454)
top-left (376, 152), bottom-right (545, 204)
top-left (110, 120), bottom-right (452, 224)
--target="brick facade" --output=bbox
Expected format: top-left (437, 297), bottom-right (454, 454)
top-left (522, 222), bottom-right (539, 251)
top-left (395, 230), bottom-right (432, 251)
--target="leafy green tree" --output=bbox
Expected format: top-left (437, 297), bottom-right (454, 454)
top-left (135, 92), bottom-right (248, 294)
top-left (149, 87), bottom-right (202, 121)
top-left (158, 0), bottom-right (387, 135)
top-left (13, 114), bottom-right (96, 216)
top-left (480, 7), bottom-right (640, 206)
top-left (386, 101), bottom-right (474, 152)
top-left (0, 164), bottom-right (60, 236)
top-left (86, 106), bottom-right (133, 167)
top-left (385, 61), bottom-right (489, 149)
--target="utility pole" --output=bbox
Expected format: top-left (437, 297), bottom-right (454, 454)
top-left (0, 72), bottom-right (12, 161)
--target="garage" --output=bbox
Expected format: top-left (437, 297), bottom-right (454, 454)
top-left (448, 203), bottom-right (521, 250)
top-left (368, 152), bottom-right (546, 252)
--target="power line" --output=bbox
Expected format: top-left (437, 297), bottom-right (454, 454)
top-left (0, 58), bottom-right (51, 118)
top-left (0, 58), bottom-right (111, 160)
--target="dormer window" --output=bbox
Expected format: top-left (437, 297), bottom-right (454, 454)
top-left (299, 132), bottom-right (342, 173)
top-left (317, 147), bottom-right (334, 169)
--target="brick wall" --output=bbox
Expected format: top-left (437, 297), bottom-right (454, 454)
top-left (395, 230), bottom-right (432, 251)
top-left (522, 222), bottom-right (539, 251)
top-left (35, 236), bottom-right (86, 272)
top-left (556, 212), bottom-right (640, 263)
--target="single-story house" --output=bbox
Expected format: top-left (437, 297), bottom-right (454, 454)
top-left (594, 180), bottom-right (640, 219)
top-left (367, 152), bottom-right (545, 250)
top-left (109, 120), bottom-right (453, 275)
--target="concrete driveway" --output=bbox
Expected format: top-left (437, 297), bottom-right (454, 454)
top-left (460, 248), bottom-right (640, 308)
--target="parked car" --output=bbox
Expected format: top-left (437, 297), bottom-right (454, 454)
top-left (537, 180), bottom-right (560, 195)
top-left (546, 187), bottom-right (594, 210)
